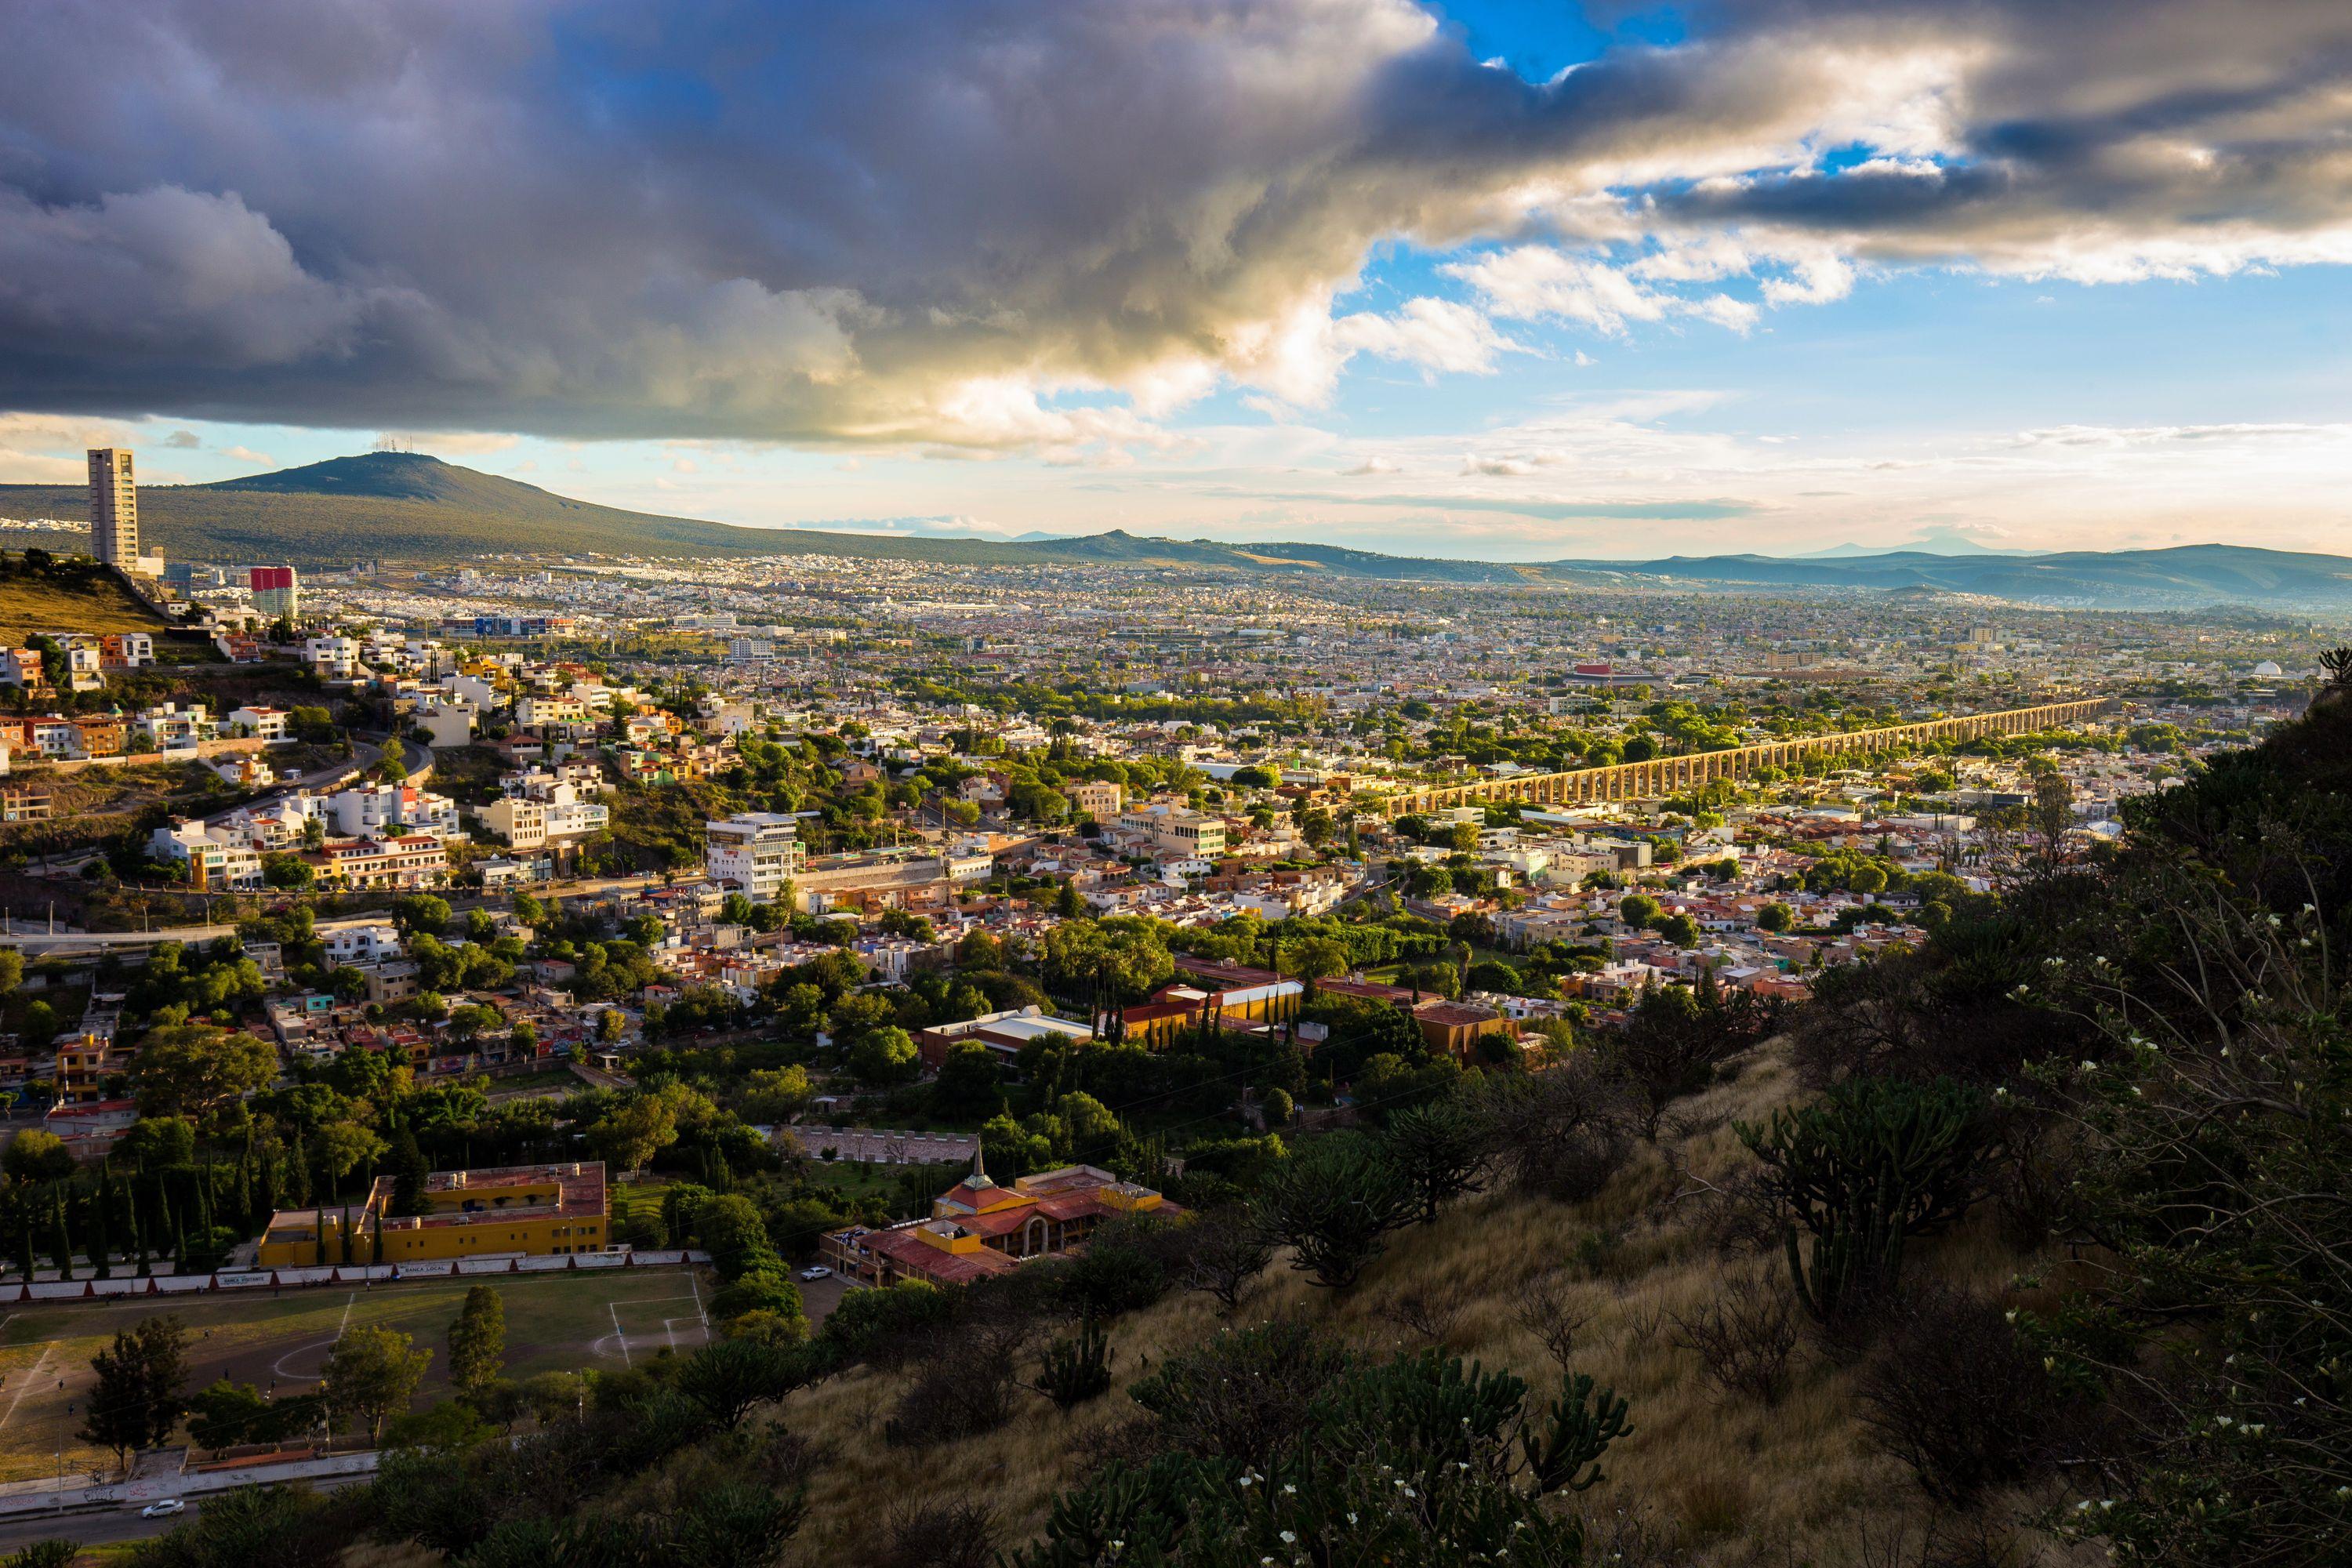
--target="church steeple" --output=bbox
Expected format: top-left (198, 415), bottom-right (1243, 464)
top-left (967, 1142), bottom-right (994, 1191)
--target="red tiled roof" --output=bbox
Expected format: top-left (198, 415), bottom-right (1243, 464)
top-left (858, 1227), bottom-right (1018, 1283)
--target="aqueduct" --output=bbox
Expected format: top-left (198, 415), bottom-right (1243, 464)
top-left (1368, 698), bottom-right (2116, 818)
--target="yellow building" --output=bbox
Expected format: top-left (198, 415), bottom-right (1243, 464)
top-left (257, 1161), bottom-right (608, 1268)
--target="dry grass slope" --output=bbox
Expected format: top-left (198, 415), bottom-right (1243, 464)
top-left (0, 569), bottom-right (175, 644)
top-left (778, 1043), bottom-right (2088, 1568)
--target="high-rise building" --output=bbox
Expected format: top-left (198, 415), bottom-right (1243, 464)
top-left (250, 565), bottom-right (301, 622)
top-left (86, 448), bottom-right (139, 567)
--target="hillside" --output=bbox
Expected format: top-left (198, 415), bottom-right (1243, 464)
top-left (775, 1042), bottom-right (2055, 1568)
top-left (0, 556), bottom-right (182, 644)
top-left (1541, 543), bottom-right (2352, 608)
top-left (4, 452), bottom-right (2350, 604)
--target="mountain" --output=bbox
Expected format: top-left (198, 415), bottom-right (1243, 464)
top-left (0, 453), bottom-right (1508, 581)
top-left (1534, 544), bottom-right (2352, 607)
top-left (2, 452), bottom-right (2347, 606)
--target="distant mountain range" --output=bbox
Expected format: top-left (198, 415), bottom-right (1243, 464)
top-left (2, 452), bottom-right (2347, 609)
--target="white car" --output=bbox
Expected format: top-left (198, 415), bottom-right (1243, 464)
top-left (139, 1499), bottom-right (186, 1518)
top-left (795, 1265), bottom-right (831, 1282)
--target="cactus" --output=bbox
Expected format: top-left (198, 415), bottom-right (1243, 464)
top-left (1782, 1167), bottom-right (1907, 1323)
top-left (1523, 1371), bottom-right (1633, 1494)
top-left (1035, 1310), bottom-right (1115, 1411)
top-left (1739, 1076), bottom-right (1994, 1319)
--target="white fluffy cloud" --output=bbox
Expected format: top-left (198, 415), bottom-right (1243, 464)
top-left (0, 0), bottom-right (2349, 450)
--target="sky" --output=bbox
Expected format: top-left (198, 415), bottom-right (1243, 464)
top-left (3, 0), bottom-right (2352, 561)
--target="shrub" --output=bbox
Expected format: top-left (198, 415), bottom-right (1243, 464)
top-left (1174, 1205), bottom-right (1272, 1313)
top-left (874, 1501), bottom-right (998, 1568)
top-left (1474, 1061), bottom-right (1635, 1203)
top-left (1668, 1266), bottom-right (1801, 1405)
top-left (1857, 1286), bottom-right (2064, 1505)
top-left (1249, 1131), bottom-right (1415, 1289)
top-left (884, 1359), bottom-right (1020, 1449)
top-left (1128, 1319), bottom-right (1350, 1470)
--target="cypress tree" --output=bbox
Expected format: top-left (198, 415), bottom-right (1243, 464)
top-left (17, 1211), bottom-right (35, 1283)
top-left (50, 1192), bottom-right (73, 1281)
top-left (234, 1132), bottom-right (253, 1232)
top-left (339, 1200), bottom-right (353, 1266)
top-left (129, 1189), bottom-right (147, 1278)
top-left (89, 1177), bottom-right (110, 1280)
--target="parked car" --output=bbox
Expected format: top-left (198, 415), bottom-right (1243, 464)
top-left (139, 1499), bottom-right (186, 1518)
top-left (796, 1265), bottom-right (831, 1282)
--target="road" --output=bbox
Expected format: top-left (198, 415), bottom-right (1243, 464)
top-left (0, 1476), bottom-right (367, 1552)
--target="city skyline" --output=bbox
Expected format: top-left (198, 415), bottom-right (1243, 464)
top-left (3, 0), bottom-right (2350, 559)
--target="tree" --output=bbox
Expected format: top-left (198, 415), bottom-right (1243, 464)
top-left (390, 893), bottom-right (451, 935)
top-left (675, 1338), bottom-right (817, 1432)
top-left (1379, 1098), bottom-right (1490, 1223)
top-left (184, 1378), bottom-right (272, 1449)
top-left (1757, 901), bottom-right (1795, 933)
top-left (445, 1284), bottom-right (506, 1399)
top-left (847, 1026), bottom-right (919, 1087)
top-left (1655, 912), bottom-right (1701, 948)
top-left (321, 1324), bottom-right (431, 1442)
top-left (1618, 893), bottom-right (1661, 929)
top-left (387, 1127), bottom-right (430, 1216)
top-left (1177, 1206), bottom-right (1274, 1313)
top-left (1250, 1132), bottom-right (1415, 1289)
top-left (587, 1095), bottom-right (680, 1175)
top-left (931, 1043), bottom-right (1004, 1120)
top-left (81, 1315), bottom-right (190, 1465)
top-left (2, 1129), bottom-right (73, 1183)
top-left (129, 1026), bottom-right (278, 1121)
top-left (691, 1193), bottom-right (775, 1279)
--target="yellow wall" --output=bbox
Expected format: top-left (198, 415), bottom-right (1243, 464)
top-left (256, 1210), bottom-right (604, 1267)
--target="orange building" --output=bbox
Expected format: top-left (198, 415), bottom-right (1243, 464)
top-left (822, 1152), bottom-right (1176, 1287)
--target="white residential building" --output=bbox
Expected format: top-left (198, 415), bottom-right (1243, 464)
top-left (706, 812), bottom-right (807, 900)
top-left (1117, 804), bottom-right (1228, 860)
top-left (302, 636), bottom-right (362, 679)
top-left (324, 921), bottom-right (407, 966)
top-left (147, 820), bottom-right (265, 891)
top-left (228, 706), bottom-right (291, 741)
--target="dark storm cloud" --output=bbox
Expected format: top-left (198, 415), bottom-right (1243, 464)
top-left (1, 0), bottom-right (2348, 445)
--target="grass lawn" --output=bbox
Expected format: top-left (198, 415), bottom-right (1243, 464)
top-left (485, 1069), bottom-right (584, 1100)
top-left (0, 1267), bottom-right (709, 1483)
top-left (799, 1158), bottom-right (962, 1207)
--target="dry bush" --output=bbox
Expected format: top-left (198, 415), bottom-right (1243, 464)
top-left (1175, 1203), bottom-right (1274, 1313)
top-left (882, 1312), bottom-right (1032, 1449)
top-left (1669, 1266), bottom-right (1801, 1406)
top-left (1514, 1267), bottom-right (1593, 1374)
top-left (869, 1499), bottom-right (999, 1568)
top-left (1477, 1058), bottom-right (1639, 1202)
top-left (1375, 1283), bottom-right (1466, 1342)
top-left (1857, 1285), bottom-right (2064, 1506)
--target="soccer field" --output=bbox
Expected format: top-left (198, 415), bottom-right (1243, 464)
top-left (0, 1267), bottom-right (710, 1485)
